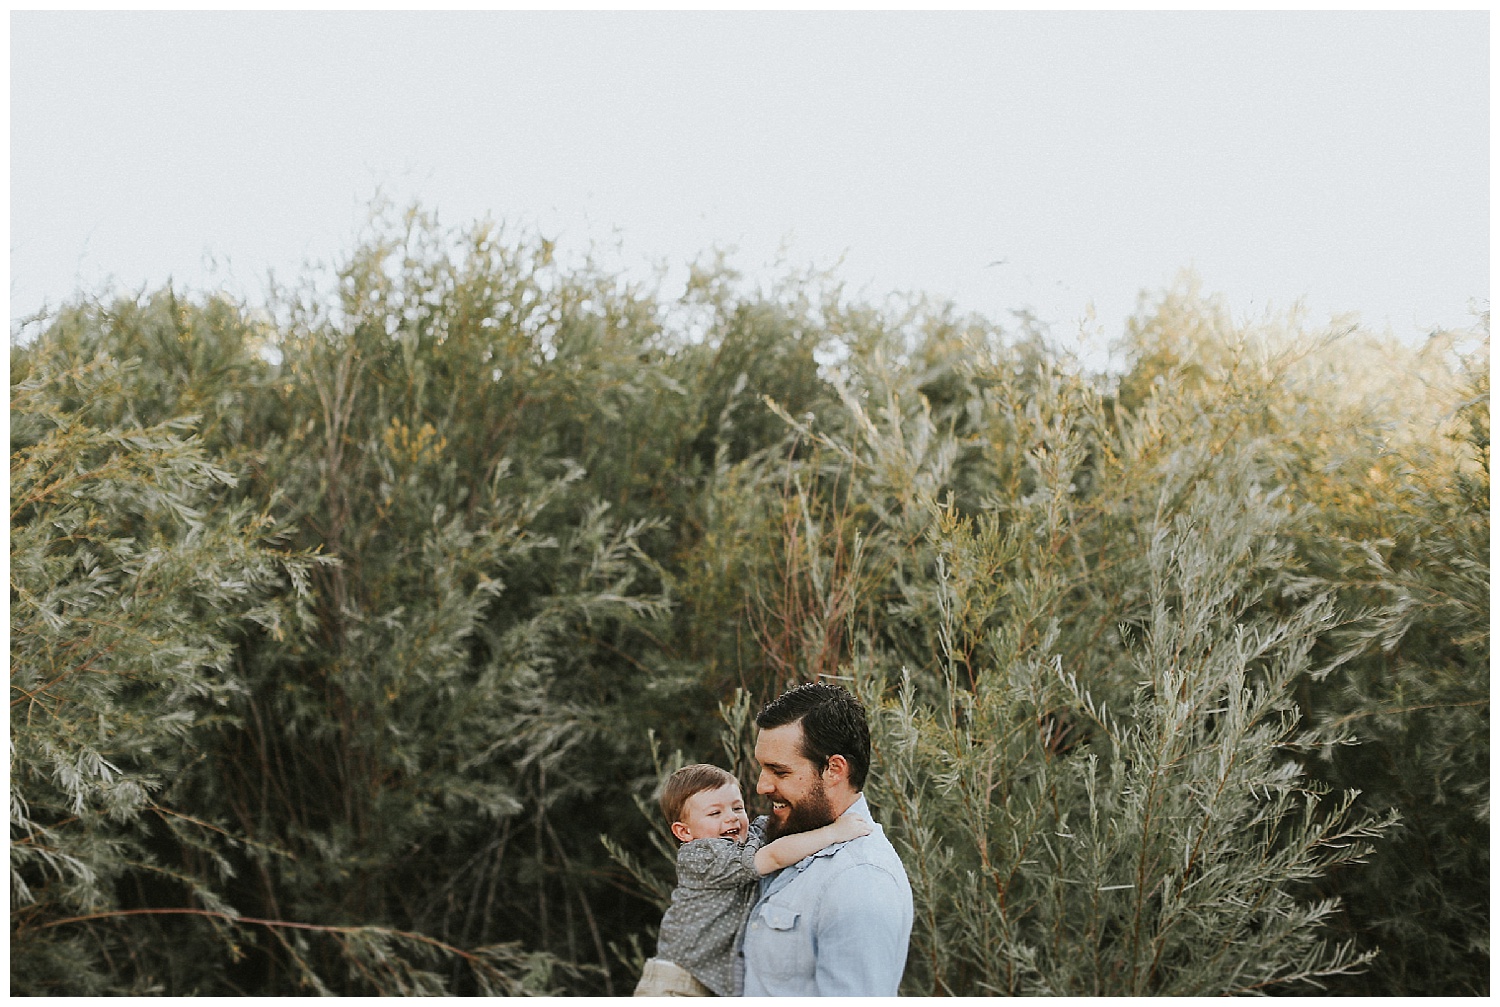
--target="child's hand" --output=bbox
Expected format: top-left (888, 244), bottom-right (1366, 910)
top-left (828, 812), bottom-right (871, 843)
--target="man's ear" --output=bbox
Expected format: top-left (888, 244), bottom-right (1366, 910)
top-left (824, 753), bottom-right (850, 785)
top-left (671, 821), bottom-right (694, 844)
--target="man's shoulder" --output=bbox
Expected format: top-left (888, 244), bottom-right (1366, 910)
top-left (795, 829), bottom-right (912, 926)
top-left (836, 828), bottom-right (909, 879)
top-left (790, 821), bottom-right (909, 894)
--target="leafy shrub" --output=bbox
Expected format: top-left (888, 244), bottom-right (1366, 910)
top-left (10, 209), bottom-right (1486, 994)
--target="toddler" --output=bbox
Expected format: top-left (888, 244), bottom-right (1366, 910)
top-left (631, 763), bottom-right (869, 997)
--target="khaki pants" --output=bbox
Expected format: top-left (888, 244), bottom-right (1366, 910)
top-left (632, 958), bottom-right (714, 997)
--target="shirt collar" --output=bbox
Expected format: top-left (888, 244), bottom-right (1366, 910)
top-left (794, 793), bottom-right (872, 871)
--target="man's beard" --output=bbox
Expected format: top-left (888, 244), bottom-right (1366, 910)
top-left (762, 779), bottom-right (836, 842)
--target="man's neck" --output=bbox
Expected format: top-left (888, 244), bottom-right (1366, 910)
top-left (828, 788), bottom-right (862, 818)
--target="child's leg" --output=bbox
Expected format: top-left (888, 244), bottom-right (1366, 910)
top-left (632, 958), bottom-right (714, 997)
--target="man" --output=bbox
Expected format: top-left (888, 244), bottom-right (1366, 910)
top-left (737, 682), bottom-right (913, 996)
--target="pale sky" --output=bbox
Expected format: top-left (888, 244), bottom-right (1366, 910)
top-left (9, 11), bottom-right (1490, 358)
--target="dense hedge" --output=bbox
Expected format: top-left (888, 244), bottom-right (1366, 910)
top-left (11, 208), bottom-right (1487, 994)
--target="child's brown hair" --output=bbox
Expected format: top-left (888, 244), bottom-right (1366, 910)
top-left (658, 763), bottom-right (737, 828)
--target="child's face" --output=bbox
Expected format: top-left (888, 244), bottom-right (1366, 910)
top-left (671, 781), bottom-right (751, 845)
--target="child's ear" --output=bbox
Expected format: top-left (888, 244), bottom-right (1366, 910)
top-left (671, 821), bottom-right (694, 843)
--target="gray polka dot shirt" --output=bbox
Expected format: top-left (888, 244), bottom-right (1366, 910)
top-left (655, 817), bottom-right (766, 997)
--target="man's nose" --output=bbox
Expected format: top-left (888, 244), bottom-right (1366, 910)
top-left (756, 771), bottom-right (773, 795)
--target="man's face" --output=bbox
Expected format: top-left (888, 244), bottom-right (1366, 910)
top-left (755, 722), bottom-right (836, 841)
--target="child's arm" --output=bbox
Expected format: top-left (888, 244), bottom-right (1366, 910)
top-left (753, 812), bottom-right (871, 875)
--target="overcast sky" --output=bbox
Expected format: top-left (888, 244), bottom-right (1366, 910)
top-left (10, 11), bottom-right (1490, 356)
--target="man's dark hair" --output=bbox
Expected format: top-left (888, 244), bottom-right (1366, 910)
top-left (756, 682), bottom-right (870, 790)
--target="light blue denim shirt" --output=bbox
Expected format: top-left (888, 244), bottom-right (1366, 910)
top-left (739, 794), bottom-right (913, 997)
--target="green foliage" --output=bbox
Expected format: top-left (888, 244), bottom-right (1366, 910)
top-left (1294, 336), bottom-right (1490, 995)
top-left (10, 206), bottom-right (1487, 994)
top-left (865, 467), bottom-right (1393, 994)
top-left (10, 347), bottom-right (321, 993)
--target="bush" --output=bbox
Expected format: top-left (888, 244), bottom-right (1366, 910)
top-left (10, 210), bottom-right (1486, 994)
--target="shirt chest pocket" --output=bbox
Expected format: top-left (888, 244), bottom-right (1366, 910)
top-left (762, 904), bottom-right (800, 931)
top-left (746, 902), bottom-right (812, 980)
